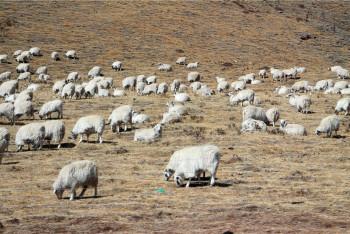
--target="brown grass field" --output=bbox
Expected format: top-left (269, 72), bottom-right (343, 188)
top-left (0, 1), bottom-right (350, 233)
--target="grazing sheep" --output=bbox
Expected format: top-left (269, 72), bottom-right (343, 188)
top-left (241, 118), bottom-right (267, 132)
top-left (0, 128), bottom-right (10, 164)
top-left (16, 53), bottom-right (30, 63)
top-left (229, 89), bottom-right (255, 106)
top-left (36, 66), bottom-right (47, 75)
top-left (340, 88), bottom-right (350, 95)
top-left (171, 79), bottom-right (181, 93)
top-left (176, 57), bottom-right (186, 65)
top-left (112, 88), bottom-right (125, 97)
top-left (167, 101), bottom-right (188, 116)
top-left (186, 62), bottom-right (199, 69)
top-left (53, 80), bottom-right (66, 95)
top-left (42, 120), bottom-right (65, 149)
top-left (282, 67), bottom-right (297, 79)
top-left (13, 50), bottom-right (22, 58)
top-left (171, 145), bottom-right (220, 187)
top-left (97, 76), bottom-right (113, 89)
top-left (39, 99), bottom-right (63, 119)
top-left (324, 87), bottom-right (341, 94)
top-left (73, 84), bottom-right (85, 99)
top-left (178, 84), bottom-right (188, 93)
top-left (136, 81), bottom-right (146, 95)
top-left (142, 83), bottom-right (158, 95)
top-left (217, 80), bottom-right (229, 93)
top-left (174, 92), bottom-right (190, 103)
top-left (161, 111), bottom-right (181, 124)
top-left (329, 66), bottom-right (349, 79)
top-left (88, 66), bottom-right (102, 78)
top-left (190, 81), bottom-right (202, 92)
top-left (38, 74), bottom-right (50, 82)
top-left (15, 122), bottom-right (45, 151)
top-left (84, 81), bottom-right (98, 98)
top-left (158, 63), bottom-right (172, 72)
top-left (196, 84), bottom-right (214, 96)
top-left (251, 80), bottom-right (263, 85)
top-left (146, 75), bottom-right (157, 85)
top-left (187, 71), bottom-right (200, 82)
top-left (295, 66), bottom-right (306, 75)
top-left (71, 115), bottom-right (105, 144)
top-left (61, 82), bottom-right (75, 99)
top-left (231, 80), bottom-right (246, 91)
top-left (157, 82), bottom-right (168, 95)
top-left (315, 115), bottom-right (340, 137)
top-left (53, 160), bottom-right (98, 201)
top-left (134, 123), bottom-right (162, 142)
top-left (334, 80), bottom-right (348, 90)
top-left (132, 112), bottom-right (150, 124)
top-left (0, 80), bottom-right (18, 97)
top-left (0, 71), bottom-right (11, 82)
top-left (136, 75), bottom-right (146, 83)
top-left (314, 79), bottom-right (334, 91)
top-left (280, 119), bottom-right (307, 136)
top-left (14, 100), bottom-right (34, 120)
top-left (0, 54), bottom-right (8, 63)
top-left (291, 80), bottom-right (309, 92)
top-left (238, 73), bottom-right (255, 83)
top-left (17, 72), bottom-right (31, 82)
top-left (107, 105), bottom-right (133, 133)
top-left (0, 103), bottom-right (15, 124)
top-left (97, 88), bottom-right (109, 97)
top-left (65, 50), bottom-right (78, 59)
top-left (242, 106), bottom-right (268, 123)
top-left (51, 51), bottom-right (60, 61)
top-left (66, 71), bottom-right (79, 83)
top-left (29, 47), bottom-right (41, 56)
top-left (112, 61), bottom-right (122, 71)
top-left (288, 94), bottom-right (311, 114)
top-left (17, 89), bottom-right (33, 101)
top-left (265, 107), bottom-right (280, 127)
top-left (270, 68), bottom-right (284, 82)
top-left (335, 97), bottom-right (350, 115)
top-left (259, 69), bottom-right (268, 79)
top-left (274, 86), bottom-right (291, 95)
top-left (16, 63), bottom-right (30, 73)
top-left (122, 76), bottom-right (136, 90)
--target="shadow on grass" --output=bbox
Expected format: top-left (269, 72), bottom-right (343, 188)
top-left (62, 195), bottom-right (108, 200)
top-left (1, 161), bottom-right (19, 165)
top-left (180, 178), bottom-right (233, 187)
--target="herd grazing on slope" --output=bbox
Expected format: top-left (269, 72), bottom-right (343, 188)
top-left (0, 47), bottom-right (349, 200)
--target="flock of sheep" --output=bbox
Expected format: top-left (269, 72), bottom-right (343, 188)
top-left (0, 47), bottom-right (349, 201)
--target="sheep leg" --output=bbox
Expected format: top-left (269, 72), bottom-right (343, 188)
top-left (57, 141), bottom-right (61, 149)
top-left (79, 135), bottom-right (83, 144)
top-left (186, 178), bottom-right (191, 188)
top-left (124, 123), bottom-right (127, 132)
top-left (94, 186), bottom-right (98, 197)
top-left (86, 134), bottom-right (89, 143)
top-left (27, 144), bottom-right (30, 151)
top-left (98, 134), bottom-right (103, 144)
top-left (78, 186), bottom-right (87, 198)
top-left (70, 189), bottom-right (76, 201)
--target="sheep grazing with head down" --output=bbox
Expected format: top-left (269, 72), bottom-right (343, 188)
top-left (340, 88), bottom-right (350, 95)
top-left (134, 123), bottom-right (162, 142)
top-left (314, 79), bottom-right (334, 91)
top-left (231, 80), bottom-right (246, 91)
top-left (158, 63), bottom-right (172, 72)
top-left (241, 118), bottom-right (267, 132)
top-left (270, 68), bottom-right (284, 82)
top-left (71, 115), bottom-right (105, 144)
top-left (157, 82), bottom-right (168, 95)
top-left (14, 99), bottom-right (34, 120)
top-left (171, 79), bottom-right (181, 93)
top-left (164, 145), bottom-right (220, 187)
top-left (53, 160), bottom-right (98, 201)
top-left (197, 84), bottom-right (214, 96)
top-left (291, 80), bottom-right (309, 92)
top-left (36, 66), bottom-right (48, 75)
top-left (288, 94), bottom-right (311, 114)
top-left (112, 60), bottom-right (122, 71)
top-left (122, 76), bottom-right (136, 90)
top-left (65, 50), bottom-right (78, 59)
top-left (190, 81), bottom-right (202, 92)
top-left (51, 51), bottom-right (60, 61)
top-left (259, 69), bottom-right (268, 79)
top-left (84, 81), bottom-right (98, 98)
top-left (279, 119), bottom-right (307, 136)
top-left (0, 127), bottom-right (10, 164)
top-left (39, 99), bottom-right (63, 119)
top-left (74, 84), bottom-right (85, 99)
top-left (315, 115), bottom-right (340, 137)
top-left (52, 80), bottom-right (66, 95)
top-left (187, 72), bottom-right (200, 83)
top-left (186, 62), bottom-right (199, 69)
top-left (142, 83), bottom-right (158, 95)
top-left (38, 74), bottom-right (50, 83)
top-left (16, 63), bottom-right (30, 73)
top-left (61, 82), bottom-right (75, 99)
top-left (132, 112), bottom-right (150, 124)
top-left (146, 75), bottom-right (157, 85)
top-left (88, 66), bottom-right (102, 78)
top-left (238, 73), bottom-right (255, 83)
top-left (329, 65), bottom-right (349, 79)
top-left (42, 120), bottom-right (65, 149)
top-left (107, 105), bottom-right (133, 133)
top-left (66, 71), bottom-right (79, 83)
top-left (174, 92), bottom-right (190, 103)
top-left (15, 122), bottom-right (45, 151)
top-left (176, 57), bottom-right (186, 65)
top-left (0, 80), bottom-right (18, 97)
top-left (335, 97), bottom-right (350, 115)
top-left (0, 103), bottom-right (15, 125)
top-left (229, 89), bottom-right (255, 106)
top-left (0, 71), bottom-right (11, 82)
top-left (17, 72), bottom-right (31, 82)
top-left (29, 47), bottom-right (41, 56)
top-left (13, 50), bottom-right (22, 58)
top-left (334, 81), bottom-right (348, 90)
top-left (0, 54), bottom-right (8, 63)
top-left (216, 77), bottom-right (229, 93)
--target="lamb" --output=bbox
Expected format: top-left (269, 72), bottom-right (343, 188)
top-left (176, 57), bottom-right (186, 65)
top-left (0, 103), bottom-right (15, 124)
top-left (122, 76), bottom-right (136, 90)
top-left (39, 99), bottom-right (63, 119)
top-left (335, 97), bottom-right (350, 115)
top-left (136, 81), bottom-right (146, 95)
top-left (167, 101), bottom-right (188, 116)
top-left (167, 145), bottom-right (220, 187)
top-left (38, 74), bottom-right (50, 82)
top-left (42, 120), bottom-right (65, 149)
top-left (242, 106), bottom-right (268, 123)
top-left (36, 66), bottom-right (47, 75)
top-left (334, 81), bottom-right (348, 90)
top-left (187, 71), bottom-right (200, 82)
top-left (270, 68), bottom-right (284, 82)
top-left (157, 82), bottom-right (168, 95)
top-left (186, 62), bottom-right (199, 69)
top-left (0, 80), bottom-right (18, 97)
top-left (238, 73), bottom-right (255, 83)
top-left (134, 123), bottom-right (162, 142)
top-left (29, 47), bottom-right (41, 56)
top-left (288, 94), bottom-right (311, 114)
top-left (241, 118), bottom-right (267, 132)
top-left (112, 61), bottom-right (122, 71)
top-left (84, 81), bottom-right (98, 98)
top-left (112, 88), bottom-right (125, 97)
top-left (291, 80), bottom-right (309, 92)
top-left (0, 128), bottom-right (10, 164)
top-left (161, 111), bottom-right (181, 124)
top-left (15, 122), bottom-right (45, 151)
top-left (314, 79), bottom-right (334, 91)
top-left (0, 54), bottom-right (8, 63)
top-left (315, 115), bottom-right (340, 137)
top-left (17, 72), bottom-right (31, 82)
top-left (142, 83), bottom-right (158, 95)
top-left (14, 100), bottom-right (34, 120)
top-left (229, 89), bottom-right (255, 106)
top-left (265, 107), bottom-right (280, 127)
top-left (65, 50), bottom-right (78, 59)
top-left (51, 52), bottom-right (60, 61)
top-left (52, 80), bottom-right (66, 95)
top-left (16, 63), bottom-right (30, 73)
top-left (66, 71), bottom-right (79, 83)
top-left (231, 80), bottom-right (246, 91)
top-left (88, 66), bottom-right (102, 78)
top-left (13, 50), bottom-right (22, 58)
top-left (190, 81), bottom-right (202, 92)
top-left (170, 79), bottom-right (181, 93)
top-left (274, 86), bottom-right (291, 95)
top-left (61, 82), bottom-right (75, 99)
top-left (158, 63), bottom-right (172, 72)
top-left (258, 69), bottom-right (268, 79)
top-left (0, 71), bottom-right (11, 82)
top-left (132, 112), bottom-right (150, 124)
top-left (71, 115), bottom-right (105, 143)
top-left (279, 120), bottom-right (307, 136)
top-left (174, 92), bottom-right (190, 103)
top-left (146, 75), bottom-right (157, 85)
top-left (53, 160), bottom-right (98, 201)
top-left (107, 105), bottom-right (133, 133)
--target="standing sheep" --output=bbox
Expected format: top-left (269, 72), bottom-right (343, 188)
top-left (88, 66), bottom-right (102, 78)
top-left (65, 50), bottom-right (78, 59)
top-left (186, 62), bottom-right (199, 69)
top-left (61, 82), bottom-right (75, 99)
top-left (146, 75), bottom-right (157, 85)
top-left (16, 63), bottom-right (30, 73)
top-left (315, 115), bottom-right (340, 137)
top-left (259, 69), bottom-right (267, 79)
top-left (112, 61), bottom-right (122, 71)
top-left (0, 127), bottom-right (10, 164)
top-left (0, 71), bottom-right (11, 82)
top-left (39, 99), bottom-right (63, 119)
top-left (53, 160), bottom-right (98, 201)
top-left (157, 82), bottom-right (168, 95)
top-left (279, 119), bottom-right (307, 136)
top-left (170, 79), bottom-right (181, 93)
top-left (187, 72), bottom-right (200, 82)
top-left (36, 66), bottom-right (48, 75)
top-left (335, 97), bottom-right (350, 115)
top-left (66, 72), bottom-right (79, 83)
top-left (71, 115), bottom-right (105, 144)
top-left (14, 100), bottom-right (34, 120)
top-left (229, 89), bottom-right (255, 106)
top-left (288, 94), bottom-right (311, 114)
top-left (0, 102), bottom-right (15, 124)
top-left (17, 72), bottom-right (31, 82)
top-left (134, 123), bottom-right (162, 142)
top-left (42, 120), bottom-right (65, 149)
top-left (0, 54), bottom-right (8, 63)
top-left (122, 76), bottom-right (136, 90)
top-left (0, 80), bottom-right (18, 97)
top-left (51, 52), bottom-right (60, 61)
top-left (52, 80), bottom-right (66, 95)
top-left (265, 107), bottom-right (280, 127)
top-left (15, 122), bottom-right (45, 151)
top-left (107, 105), bottom-right (133, 133)
top-left (29, 47), bottom-right (41, 56)
top-left (176, 57), bottom-right (186, 65)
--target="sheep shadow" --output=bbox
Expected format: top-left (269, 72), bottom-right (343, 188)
top-left (62, 195), bottom-right (107, 200)
top-left (79, 140), bottom-right (114, 144)
top-left (330, 135), bottom-right (346, 139)
top-left (0, 121), bottom-right (25, 126)
top-left (42, 143), bottom-right (76, 149)
top-left (180, 178), bottom-right (233, 188)
top-left (1, 161), bottom-right (19, 165)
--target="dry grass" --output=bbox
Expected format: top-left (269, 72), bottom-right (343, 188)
top-left (0, 1), bottom-right (350, 233)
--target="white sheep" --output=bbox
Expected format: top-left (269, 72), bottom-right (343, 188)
top-left (158, 63), bottom-right (172, 72)
top-left (112, 88), bottom-right (125, 97)
top-left (170, 79), bottom-right (181, 93)
top-left (17, 72), bottom-right (31, 82)
top-left (88, 66), bottom-right (102, 78)
top-left (238, 73), bottom-right (255, 83)
top-left (0, 103), bottom-right (15, 124)
top-left (16, 53), bottom-right (30, 63)
top-left (229, 89), bottom-right (255, 106)
top-left (161, 111), bottom-right (181, 124)
top-left (42, 120), bottom-right (65, 149)
top-left (65, 50), bottom-right (78, 59)
top-left (168, 145), bottom-right (220, 187)
top-left (132, 112), bottom-right (150, 124)
top-left (295, 66), bottom-right (306, 75)
top-left (282, 67), bottom-right (297, 79)
top-left (251, 80), bottom-right (263, 85)
top-left (288, 94), bottom-right (311, 114)
top-left (29, 47), bottom-right (41, 56)
top-left (51, 52), bottom-right (60, 61)
top-left (142, 83), bottom-right (158, 95)
top-left (97, 76), bottom-right (113, 89)
top-left (270, 68), bottom-right (284, 82)
top-left (73, 84), bottom-right (85, 99)
top-left (16, 63), bottom-right (30, 73)
top-left (66, 71), bottom-right (79, 83)
top-left (174, 92), bottom-right (190, 103)
top-left (36, 66), bottom-right (47, 75)
top-left (14, 100), bottom-right (34, 120)
top-left (136, 81), bottom-right (146, 95)
top-left (176, 57), bottom-right (186, 65)
top-left (157, 82), bottom-right (168, 95)
top-left (334, 81), bottom-right (348, 90)
top-left (71, 115), bottom-right (105, 143)
top-left (258, 69), bottom-right (267, 79)
top-left (122, 76), bottom-right (136, 90)
top-left (146, 75), bottom-right (157, 85)
top-left (265, 107), bottom-right (280, 127)
top-left (61, 82), bottom-right (75, 99)
top-left (0, 127), bottom-right (10, 164)
top-left (329, 66), bottom-right (349, 79)
top-left (167, 101), bottom-right (188, 116)
top-left (16, 122), bottom-right (45, 151)
top-left (16, 89), bottom-right (33, 101)
top-left (242, 106), bottom-right (268, 123)
top-left (340, 88), bottom-right (350, 95)
top-left (112, 61), bottom-right (122, 71)
top-left (291, 80), bottom-right (309, 92)
top-left (335, 97), bottom-right (350, 115)
top-left (136, 75), bottom-right (146, 83)
top-left (39, 99), bottom-right (63, 119)
top-left (53, 160), bottom-right (98, 201)
top-left (0, 71), bottom-right (11, 82)
top-left (0, 80), bottom-right (18, 97)
top-left (187, 71), bottom-right (200, 82)
top-left (97, 88), bottom-right (109, 97)
top-left (279, 120), bottom-right (307, 136)
top-left (13, 50), bottom-right (22, 58)
top-left (190, 81), bottom-right (202, 92)
top-left (196, 84), bottom-right (214, 96)
top-left (315, 115), bottom-right (340, 137)
top-left (217, 80), bottom-right (229, 93)
top-left (274, 86), bottom-right (291, 95)
top-left (52, 80), bottom-right (66, 95)
top-left (84, 81), bottom-right (98, 98)
top-left (134, 123), bottom-right (162, 142)
top-left (324, 87), bottom-right (341, 94)
top-left (0, 54), bottom-right (8, 63)
top-left (241, 118), bottom-right (267, 132)
top-left (231, 80), bottom-right (246, 91)
top-left (314, 79), bottom-right (334, 91)
top-left (38, 74), bottom-right (50, 82)
top-left (107, 105), bottom-right (133, 133)
top-left (186, 62), bottom-right (199, 69)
